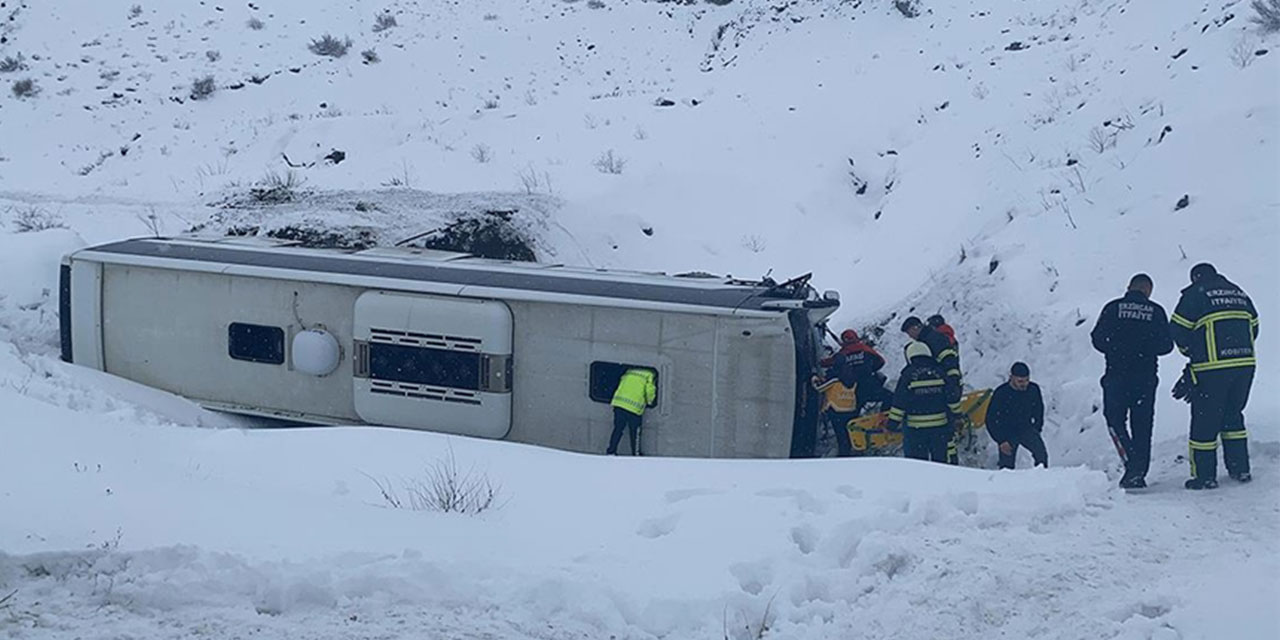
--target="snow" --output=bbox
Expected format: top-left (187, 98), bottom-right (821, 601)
top-left (1, 0), bottom-right (1278, 637)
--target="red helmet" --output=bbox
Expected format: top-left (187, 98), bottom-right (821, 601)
top-left (840, 329), bottom-right (859, 344)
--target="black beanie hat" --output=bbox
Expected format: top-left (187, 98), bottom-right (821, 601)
top-left (901, 316), bottom-right (923, 332)
top-left (1190, 263), bottom-right (1217, 282)
top-left (1011, 362), bottom-right (1030, 377)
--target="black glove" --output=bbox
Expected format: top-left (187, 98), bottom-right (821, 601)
top-left (1171, 367), bottom-right (1192, 403)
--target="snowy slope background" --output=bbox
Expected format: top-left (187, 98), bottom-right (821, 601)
top-left (0, 0), bottom-right (1278, 638)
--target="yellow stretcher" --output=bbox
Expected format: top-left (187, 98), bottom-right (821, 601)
top-left (846, 388), bottom-right (994, 455)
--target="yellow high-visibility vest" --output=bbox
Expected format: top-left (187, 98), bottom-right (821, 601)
top-left (612, 369), bottom-right (657, 416)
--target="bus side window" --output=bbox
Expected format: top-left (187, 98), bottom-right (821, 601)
top-left (228, 322), bottom-right (286, 365)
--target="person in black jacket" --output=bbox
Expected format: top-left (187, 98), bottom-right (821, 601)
top-left (887, 341), bottom-right (962, 463)
top-left (1170, 263), bottom-right (1259, 490)
top-left (1090, 273), bottom-right (1174, 489)
top-left (902, 316), bottom-right (964, 463)
top-left (986, 362), bottom-right (1047, 469)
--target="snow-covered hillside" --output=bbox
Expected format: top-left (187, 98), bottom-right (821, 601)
top-left (0, 0), bottom-right (1277, 637)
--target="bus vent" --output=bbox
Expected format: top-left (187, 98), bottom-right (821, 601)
top-left (369, 327), bottom-right (482, 352)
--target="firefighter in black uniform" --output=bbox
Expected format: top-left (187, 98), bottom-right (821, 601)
top-left (1090, 273), bottom-right (1174, 488)
top-left (901, 316), bottom-right (963, 463)
top-left (1170, 263), bottom-right (1259, 490)
top-left (887, 341), bottom-right (962, 463)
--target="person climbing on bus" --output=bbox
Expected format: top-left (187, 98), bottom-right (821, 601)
top-left (606, 368), bottom-right (657, 456)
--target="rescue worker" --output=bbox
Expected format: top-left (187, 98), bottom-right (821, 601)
top-left (927, 314), bottom-right (959, 349)
top-left (887, 341), bottom-right (962, 464)
top-left (812, 354), bottom-right (858, 457)
top-left (606, 368), bottom-right (657, 456)
top-left (901, 316), bottom-right (962, 390)
top-left (822, 329), bottom-right (892, 408)
top-left (901, 316), bottom-right (963, 463)
top-left (1170, 263), bottom-right (1259, 490)
top-left (1090, 273), bottom-right (1174, 489)
top-left (985, 362), bottom-right (1047, 469)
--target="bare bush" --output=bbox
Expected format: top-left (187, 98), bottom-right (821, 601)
top-left (136, 209), bottom-right (163, 237)
top-left (365, 449), bottom-right (503, 515)
top-left (587, 0), bottom-right (606, 8)
top-left (372, 12), bottom-right (398, 32)
top-left (516, 164), bottom-right (554, 194)
top-left (1230, 36), bottom-right (1259, 69)
top-left (11, 206), bottom-right (65, 232)
top-left (593, 149), bottom-right (627, 174)
top-left (1086, 126), bottom-right (1116, 153)
top-left (1253, 0), bottom-right (1280, 32)
top-left (741, 234), bottom-right (766, 253)
top-left (11, 78), bottom-right (38, 99)
top-left (483, 98), bottom-right (500, 110)
top-left (361, 49), bottom-right (380, 64)
top-left (246, 16), bottom-right (265, 30)
top-left (250, 170), bottom-right (304, 203)
top-left (190, 75), bottom-right (216, 101)
top-left (128, 4), bottom-right (143, 19)
top-left (470, 143), bottom-right (493, 163)
top-left (308, 34), bottom-right (352, 58)
top-left (0, 54), bottom-right (25, 73)
top-left (205, 50), bottom-right (221, 63)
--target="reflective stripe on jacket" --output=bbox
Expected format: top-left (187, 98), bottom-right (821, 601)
top-left (814, 377), bottom-right (858, 413)
top-left (1170, 275), bottom-right (1259, 380)
top-left (612, 369), bottom-right (657, 416)
top-left (887, 360), bottom-right (960, 430)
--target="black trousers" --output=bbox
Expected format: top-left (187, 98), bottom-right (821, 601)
top-left (828, 410), bottom-right (856, 457)
top-left (1188, 367), bottom-right (1253, 481)
top-left (607, 407), bottom-right (643, 455)
top-left (904, 427), bottom-right (951, 463)
top-left (1101, 373), bottom-right (1157, 480)
top-left (997, 430), bottom-right (1049, 469)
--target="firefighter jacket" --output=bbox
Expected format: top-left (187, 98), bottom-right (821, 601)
top-left (1170, 274), bottom-right (1259, 380)
top-left (918, 325), bottom-right (962, 388)
top-left (1090, 290), bottom-right (1174, 377)
top-left (887, 358), bottom-right (962, 430)
top-left (986, 381), bottom-right (1045, 444)
top-left (611, 369), bottom-right (657, 416)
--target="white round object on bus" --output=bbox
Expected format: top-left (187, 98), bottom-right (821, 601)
top-left (292, 329), bottom-right (341, 376)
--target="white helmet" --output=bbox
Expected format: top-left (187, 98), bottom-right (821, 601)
top-left (905, 340), bottom-right (931, 361)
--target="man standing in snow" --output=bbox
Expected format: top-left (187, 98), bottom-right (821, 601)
top-left (985, 362), bottom-right (1047, 469)
top-left (1091, 273), bottom-right (1174, 489)
top-left (606, 368), bottom-right (657, 456)
top-left (887, 341), bottom-right (962, 464)
top-left (1170, 263), bottom-right (1258, 490)
top-left (902, 316), bottom-right (963, 463)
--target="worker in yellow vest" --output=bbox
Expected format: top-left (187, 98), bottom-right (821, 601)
top-left (607, 368), bottom-right (657, 455)
top-left (812, 353), bottom-right (859, 457)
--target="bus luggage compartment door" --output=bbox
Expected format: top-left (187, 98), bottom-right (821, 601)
top-left (352, 291), bottom-right (513, 438)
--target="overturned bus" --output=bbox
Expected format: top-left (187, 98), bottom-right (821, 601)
top-left (59, 236), bottom-right (840, 458)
